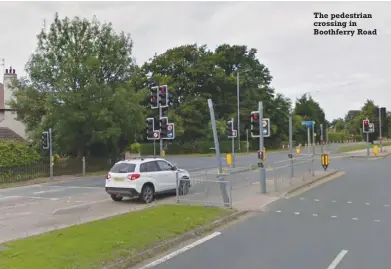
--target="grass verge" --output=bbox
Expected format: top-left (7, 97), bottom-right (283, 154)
top-left (337, 142), bottom-right (391, 153)
top-left (0, 170), bottom-right (107, 189)
top-left (0, 204), bottom-right (232, 269)
top-left (169, 148), bottom-right (284, 157)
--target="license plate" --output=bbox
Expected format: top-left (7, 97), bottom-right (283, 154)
top-left (114, 177), bottom-right (123, 182)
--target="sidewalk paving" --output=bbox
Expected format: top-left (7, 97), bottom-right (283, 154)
top-left (342, 145), bottom-right (391, 158)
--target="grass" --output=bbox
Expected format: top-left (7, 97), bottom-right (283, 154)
top-left (0, 170), bottom-right (107, 190)
top-left (169, 148), bottom-right (284, 157)
top-left (0, 205), bottom-right (231, 269)
top-left (337, 142), bottom-right (391, 153)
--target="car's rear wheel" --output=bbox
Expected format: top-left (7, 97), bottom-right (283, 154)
top-left (140, 184), bottom-right (155, 204)
top-left (111, 194), bottom-right (123, 202)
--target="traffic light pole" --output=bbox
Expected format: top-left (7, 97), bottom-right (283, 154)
top-left (307, 126), bottom-right (311, 154)
top-left (49, 128), bottom-right (53, 179)
top-left (366, 132), bottom-right (370, 157)
top-left (379, 107), bottom-right (383, 152)
top-left (258, 101), bottom-right (266, 194)
top-left (159, 105), bottom-right (163, 156)
top-left (231, 117), bottom-right (235, 168)
top-left (288, 114), bottom-right (294, 179)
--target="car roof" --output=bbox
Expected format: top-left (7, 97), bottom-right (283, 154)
top-left (116, 158), bottom-right (167, 165)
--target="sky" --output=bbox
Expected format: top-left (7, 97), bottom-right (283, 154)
top-left (0, 1), bottom-right (390, 121)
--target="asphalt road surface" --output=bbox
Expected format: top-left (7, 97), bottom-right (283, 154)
top-left (137, 156), bottom-right (391, 269)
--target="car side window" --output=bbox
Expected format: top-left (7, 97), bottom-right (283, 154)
top-left (140, 161), bottom-right (160, 172)
top-left (157, 161), bottom-right (172, 171)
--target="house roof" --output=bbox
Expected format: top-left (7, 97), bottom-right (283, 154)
top-left (0, 127), bottom-right (24, 141)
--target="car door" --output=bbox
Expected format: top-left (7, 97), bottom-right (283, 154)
top-left (157, 160), bottom-right (177, 190)
top-left (140, 161), bottom-right (164, 192)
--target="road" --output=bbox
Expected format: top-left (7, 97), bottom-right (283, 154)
top-left (137, 156), bottom-right (391, 269)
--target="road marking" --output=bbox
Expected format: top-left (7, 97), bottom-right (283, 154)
top-left (352, 218), bottom-right (358, 221)
top-left (374, 220), bottom-right (380, 223)
top-left (294, 212), bottom-right (300, 215)
top-left (276, 210), bottom-right (282, 213)
top-left (313, 213), bottom-right (318, 216)
top-left (33, 189), bottom-right (62, 194)
top-left (314, 199), bottom-right (320, 202)
top-left (347, 201), bottom-right (352, 204)
top-left (332, 200), bottom-right (336, 203)
top-left (385, 205), bottom-right (389, 207)
top-left (28, 196), bottom-right (60, 201)
top-left (327, 249), bottom-right (348, 269)
top-left (51, 198), bottom-right (110, 214)
top-left (140, 232), bottom-right (221, 268)
top-left (300, 197), bottom-right (304, 200)
top-left (365, 202), bottom-right (370, 205)
top-left (0, 196), bottom-right (20, 201)
top-left (331, 216), bottom-right (337, 219)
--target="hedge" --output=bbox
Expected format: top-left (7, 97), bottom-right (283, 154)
top-left (328, 132), bottom-right (363, 143)
top-left (0, 141), bottom-right (41, 167)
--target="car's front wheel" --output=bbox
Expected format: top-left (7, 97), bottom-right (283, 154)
top-left (140, 184), bottom-right (155, 204)
top-left (111, 195), bottom-right (123, 202)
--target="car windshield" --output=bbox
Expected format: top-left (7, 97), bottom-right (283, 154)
top-left (109, 163), bottom-right (136, 173)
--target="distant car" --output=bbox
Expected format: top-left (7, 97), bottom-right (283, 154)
top-left (105, 158), bottom-right (191, 203)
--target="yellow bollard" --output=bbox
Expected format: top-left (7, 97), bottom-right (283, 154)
top-left (296, 148), bottom-right (301, 154)
top-left (373, 145), bottom-right (379, 156)
top-left (321, 154), bottom-right (330, 171)
top-left (162, 151), bottom-right (166, 157)
top-left (226, 153), bottom-right (232, 166)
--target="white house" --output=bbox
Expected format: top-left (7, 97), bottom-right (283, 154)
top-left (0, 67), bottom-right (27, 140)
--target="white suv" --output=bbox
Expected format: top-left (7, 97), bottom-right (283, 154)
top-left (105, 158), bottom-right (191, 203)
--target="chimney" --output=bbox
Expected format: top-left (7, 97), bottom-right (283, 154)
top-left (3, 66), bottom-right (17, 109)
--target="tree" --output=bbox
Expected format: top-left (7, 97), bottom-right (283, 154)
top-left (9, 13), bottom-right (144, 157)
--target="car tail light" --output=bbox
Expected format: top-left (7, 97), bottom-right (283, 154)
top-left (128, 173), bottom-right (140, 180)
top-left (106, 173), bottom-right (111, 180)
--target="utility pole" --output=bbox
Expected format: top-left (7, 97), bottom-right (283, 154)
top-left (237, 71), bottom-right (240, 152)
top-left (258, 101), bottom-right (266, 194)
top-left (49, 128), bottom-right (53, 179)
top-left (246, 129), bottom-right (249, 153)
top-left (288, 114), bottom-right (294, 179)
top-left (320, 123), bottom-right (324, 153)
top-left (379, 107), bottom-right (383, 152)
top-left (159, 104), bottom-right (163, 156)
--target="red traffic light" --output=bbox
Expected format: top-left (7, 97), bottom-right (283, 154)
top-left (252, 114), bottom-right (259, 120)
top-left (160, 87), bottom-right (166, 93)
top-left (363, 120), bottom-right (369, 125)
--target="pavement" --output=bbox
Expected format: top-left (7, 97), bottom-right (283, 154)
top-left (135, 152), bottom-right (391, 269)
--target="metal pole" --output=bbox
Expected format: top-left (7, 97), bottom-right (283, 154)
top-left (231, 117), bottom-right (235, 168)
top-left (366, 132), bottom-right (370, 156)
top-left (237, 71), bottom-right (240, 152)
top-left (320, 124), bottom-right (324, 153)
top-left (258, 101), bottom-right (266, 194)
top-left (159, 105), bottom-right (163, 156)
top-left (379, 107), bottom-right (383, 152)
top-left (246, 129), bottom-right (249, 153)
top-left (153, 140), bottom-right (156, 156)
top-left (289, 114), bottom-right (294, 179)
top-left (49, 128), bottom-right (53, 179)
top-left (208, 99), bottom-right (230, 205)
top-left (312, 123), bottom-right (315, 155)
top-left (307, 126), bottom-right (311, 154)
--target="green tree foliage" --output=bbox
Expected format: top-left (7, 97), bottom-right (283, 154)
top-left (0, 141), bottom-right (40, 167)
top-left (141, 44), bottom-right (292, 146)
top-left (9, 13), bottom-right (144, 157)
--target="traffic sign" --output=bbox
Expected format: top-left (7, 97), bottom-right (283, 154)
top-left (369, 123), bottom-right (375, 133)
top-left (153, 131), bottom-right (160, 139)
top-left (229, 130), bottom-right (237, 138)
top-left (301, 121), bottom-right (315, 128)
top-left (163, 123), bottom-right (175, 140)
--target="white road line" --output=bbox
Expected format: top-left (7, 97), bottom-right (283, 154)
top-left (300, 197), bottom-right (304, 200)
top-left (314, 199), bottom-right (320, 202)
top-left (276, 210), bottom-right (282, 213)
top-left (352, 218), bottom-right (358, 221)
top-left (33, 189), bottom-right (62, 194)
top-left (365, 202), bottom-right (370, 205)
top-left (332, 200), bottom-right (336, 203)
top-left (331, 216), bottom-right (337, 219)
top-left (28, 196), bottom-right (60, 201)
top-left (347, 201), bottom-right (352, 204)
top-left (0, 196), bottom-right (20, 201)
top-left (374, 220), bottom-right (380, 223)
top-left (139, 232), bottom-right (221, 269)
top-left (313, 213), bottom-right (318, 216)
top-left (327, 250), bottom-right (348, 269)
top-left (385, 205), bottom-right (389, 207)
top-left (51, 198), bottom-right (110, 214)
top-left (294, 212), bottom-right (300, 215)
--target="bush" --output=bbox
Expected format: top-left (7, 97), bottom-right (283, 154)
top-left (130, 143), bottom-right (141, 153)
top-left (0, 141), bottom-right (41, 167)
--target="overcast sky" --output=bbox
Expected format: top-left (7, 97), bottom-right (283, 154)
top-left (0, 1), bottom-right (390, 121)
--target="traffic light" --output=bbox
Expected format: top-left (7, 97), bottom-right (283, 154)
top-left (251, 111), bottom-right (260, 137)
top-left (41, 131), bottom-right (49, 150)
top-left (168, 93), bottom-right (174, 106)
top-left (146, 118), bottom-right (154, 138)
top-left (150, 86), bottom-right (158, 109)
top-left (159, 85), bottom-right (168, 108)
top-left (363, 119), bottom-right (370, 133)
top-left (160, 117), bottom-right (168, 138)
top-left (226, 119), bottom-right (233, 137)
